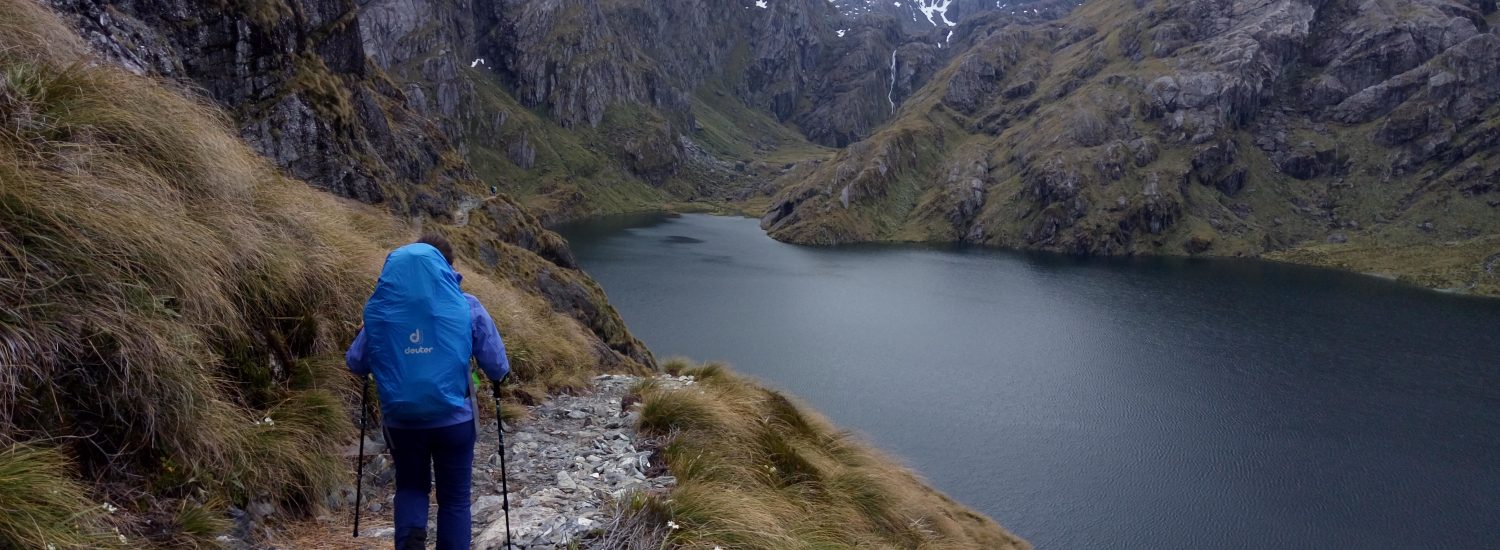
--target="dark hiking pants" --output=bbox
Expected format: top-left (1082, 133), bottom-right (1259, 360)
top-left (387, 419), bottom-right (476, 549)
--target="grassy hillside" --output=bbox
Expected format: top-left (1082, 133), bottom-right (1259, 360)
top-left (0, 1), bottom-right (634, 545)
top-left (610, 361), bottom-right (1029, 550)
top-left (461, 67), bottom-right (674, 221)
top-left (456, 69), bottom-right (832, 222)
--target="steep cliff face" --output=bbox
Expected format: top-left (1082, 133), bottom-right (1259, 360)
top-left (351, 0), bottom-right (758, 219)
top-left (51, 0), bottom-right (456, 211)
top-left (349, 0), bottom-right (959, 220)
top-left (765, 0), bottom-right (1500, 293)
top-left (46, 0), bottom-right (655, 368)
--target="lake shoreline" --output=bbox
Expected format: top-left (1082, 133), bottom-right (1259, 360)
top-left (555, 208), bottom-right (1500, 300)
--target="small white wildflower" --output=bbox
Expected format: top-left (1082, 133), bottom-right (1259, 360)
top-left (47, 544), bottom-right (58, 550)
top-left (102, 502), bottom-right (118, 513)
top-left (118, 534), bottom-right (128, 544)
top-left (263, 417), bottom-right (274, 426)
top-left (667, 520), bottom-right (681, 530)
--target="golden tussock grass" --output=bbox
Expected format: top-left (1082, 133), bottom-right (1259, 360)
top-left (0, 445), bottom-right (123, 549)
top-left (1267, 235), bottom-right (1500, 297)
top-left (617, 363), bottom-right (1030, 550)
top-left (447, 254), bottom-right (602, 398)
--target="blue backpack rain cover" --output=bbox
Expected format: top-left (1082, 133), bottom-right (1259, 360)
top-left (362, 243), bottom-right (473, 426)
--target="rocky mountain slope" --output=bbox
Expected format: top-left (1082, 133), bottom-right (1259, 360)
top-left (349, 0), bottom-right (843, 219)
top-left (763, 0), bottom-right (1500, 294)
top-left (48, 0), bottom-right (654, 368)
top-left (348, 0), bottom-right (1020, 220)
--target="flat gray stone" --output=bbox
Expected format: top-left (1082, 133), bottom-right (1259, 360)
top-left (555, 471), bottom-right (577, 492)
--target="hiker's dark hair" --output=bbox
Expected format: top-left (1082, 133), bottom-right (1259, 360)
top-left (417, 233), bottom-right (454, 265)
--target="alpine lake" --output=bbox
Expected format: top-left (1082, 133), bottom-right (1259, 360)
top-left (557, 212), bottom-right (1500, 550)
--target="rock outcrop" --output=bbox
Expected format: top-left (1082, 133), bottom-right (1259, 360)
top-left (50, 0), bottom-right (456, 210)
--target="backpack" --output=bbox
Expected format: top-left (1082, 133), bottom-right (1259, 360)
top-left (361, 243), bottom-right (473, 425)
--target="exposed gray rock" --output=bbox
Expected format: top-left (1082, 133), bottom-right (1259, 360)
top-left (46, 0), bottom-right (472, 211)
top-left (555, 471), bottom-right (577, 493)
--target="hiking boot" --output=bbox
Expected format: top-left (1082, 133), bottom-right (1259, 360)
top-left (396, 527), bottom-right (427, 550)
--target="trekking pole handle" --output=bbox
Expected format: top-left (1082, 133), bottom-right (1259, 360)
top-left (491, 372), bottom-right (509, 398)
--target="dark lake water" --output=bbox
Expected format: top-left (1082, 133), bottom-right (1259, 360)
top-left (556, 212), bottom-right (1500, 550)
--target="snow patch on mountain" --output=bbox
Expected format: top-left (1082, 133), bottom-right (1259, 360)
top-left (916, 0), bottom-right (955, 26)
top-left (835, 0), bottom-right (1024, 31)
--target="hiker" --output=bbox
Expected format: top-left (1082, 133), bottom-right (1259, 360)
top-left (346, 234), bottom-right (511, 550)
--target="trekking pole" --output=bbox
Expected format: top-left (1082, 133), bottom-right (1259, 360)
top-left (353, 376), bottom-right (369, 538)
top-left (491, 376), bottom-right (513, 550)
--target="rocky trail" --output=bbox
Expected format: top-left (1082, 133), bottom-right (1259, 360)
top-left (317, 374), bottom-right (693, 549)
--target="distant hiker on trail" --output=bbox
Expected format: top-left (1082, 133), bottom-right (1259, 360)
top-left (346, 234), bottom-right (511, 550)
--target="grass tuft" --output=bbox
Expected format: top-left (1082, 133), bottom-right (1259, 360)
top-left (680, 361), bottom-right (729, 381)
top-left (0, 445), bottom-right (119, 549)
top-left (169, 498), bottom-right (232, 549)
top-left (660, 357), bottom-right (693, 376)
top-left (637, 388), bottom-right (724, 435)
